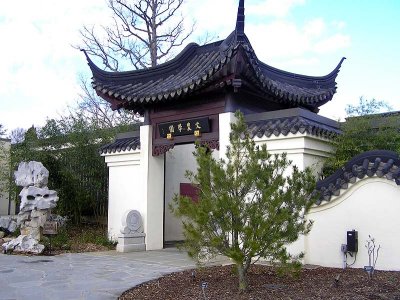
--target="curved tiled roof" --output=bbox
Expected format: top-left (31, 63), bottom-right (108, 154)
top-left (85, 41), bottom-right (239, 111)
top-left (85, 38), bottom-right (344, 113)
top-left (316, 150), bottom-right (400, 205)
top-left (84, 1), bottom-right (345, 113)
top-left (239, 43), bottom-right (345, 108)
top-left (247, 116), bottom-right (340, 139)
top-left (99, 132), bottom-right (140, 154)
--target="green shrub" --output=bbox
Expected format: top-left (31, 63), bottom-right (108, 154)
top-left (42, 227), bottom-right (71, 250)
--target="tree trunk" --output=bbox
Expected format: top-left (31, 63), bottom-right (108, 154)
top-left (237, 263), bottom-right (248, 292)
top-left (150, 1), bottom-right (158, 67)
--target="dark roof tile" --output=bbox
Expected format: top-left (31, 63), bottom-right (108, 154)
top-left (316, 150), bottom-right (400, 205)
top-left (84, 30), bottom-right (344, 112)
top-left (247, 115), bottom-right (340, 139)
top-left (99, 132), bottom-right (140, 154)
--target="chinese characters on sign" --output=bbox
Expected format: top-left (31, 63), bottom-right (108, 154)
top-left (159, 117), bottom-right (210, 139)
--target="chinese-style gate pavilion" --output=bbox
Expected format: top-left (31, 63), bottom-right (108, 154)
top-left (84, 0), bottom-right (344, 251)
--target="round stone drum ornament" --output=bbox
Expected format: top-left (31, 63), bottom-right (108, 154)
top-left (121, 210), bottom-right (143, 234)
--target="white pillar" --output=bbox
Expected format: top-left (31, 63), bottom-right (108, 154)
top-left (140, 125), bottom-right (165, 250)
top-left (104, 125), bottom-right (165, 251)
top-left (218, 112), bottom-right (236, 161)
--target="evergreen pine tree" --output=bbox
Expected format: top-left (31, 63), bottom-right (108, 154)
top-left (171, 111), bottom-right (317, 292)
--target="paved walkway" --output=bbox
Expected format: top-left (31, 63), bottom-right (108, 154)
top-left (0, 248), bottom-right (229, 300)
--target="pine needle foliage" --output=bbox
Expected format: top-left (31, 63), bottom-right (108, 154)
top-left (171, 111), bottom-right (317, 292)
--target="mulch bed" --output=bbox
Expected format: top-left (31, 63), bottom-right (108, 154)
top-left (43, 242), bottom-right (111, 255)
top-left (119, 264), bottom-right (400, 300)
top-left (0, 240), bottom-right (111, 256)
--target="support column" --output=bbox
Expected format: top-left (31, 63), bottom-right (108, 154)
top-left (218, 112), bottom-right (236, 161)
top-left (140, 125), bottom-right (164, 250)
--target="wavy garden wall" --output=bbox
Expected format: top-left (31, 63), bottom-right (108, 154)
top-left (305, 151), bottom-right (400, 270)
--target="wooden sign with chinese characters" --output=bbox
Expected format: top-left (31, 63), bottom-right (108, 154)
top-left (43, 221), bottom-right (58, 235)
top-left (158, 117), bottom-right (210, 138)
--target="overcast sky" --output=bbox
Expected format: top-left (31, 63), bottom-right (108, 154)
top-left (0, 0), bottom-right (399, 134)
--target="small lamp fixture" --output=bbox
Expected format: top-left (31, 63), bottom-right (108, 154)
top-left (194, 130), bottom-right (201, 137)
top-left (166, 133), bottom-right (173, 140)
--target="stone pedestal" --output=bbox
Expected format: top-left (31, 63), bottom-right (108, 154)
top-left (117, 233), bottom-right (146, 252)
top-left (116, 209), bottom-right (146, 252)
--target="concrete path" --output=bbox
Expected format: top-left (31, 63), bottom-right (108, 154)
top-left (0, 248), bottom-right (229, 300)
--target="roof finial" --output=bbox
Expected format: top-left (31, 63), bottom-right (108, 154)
top-left (235, 0), bottom-right (245, 42)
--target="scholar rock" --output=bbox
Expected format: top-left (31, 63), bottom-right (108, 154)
top-left (0, 216), bottom-right (17, 233)
top-left (14, 161), bottom-right (49, 188)
top-left (0, 217), bottom-right (10, 230)
top-left (2, 235), bottom-right (45, 254)
top-left (2, 161), bottom-right (59, 254)
top-left (7, 220), bottom-right (17, 233)
top-left (17, 212), bottom-right (30, 225)
top-left (19, 186), bottom-right (58, 212)
top-left (20, 209), bottom-right (49, 240)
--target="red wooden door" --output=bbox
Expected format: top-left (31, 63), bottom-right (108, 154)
top-left (180, 183), bottom-right (199, 202)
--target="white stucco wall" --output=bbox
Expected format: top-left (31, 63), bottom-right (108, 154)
top-left (105, 150), bottom-right (142, 241)
top-left (253, 133), bottom-right (334, 257)
top-left (165, 144), bottom-right (220, 242)
top-left (254, 133), bottom-right (333, 173)
top-left (165, 144), bottom-right (197, 242)
top-left (104, 125), bottom-right (164, 250)
top-left (306, 177), bottom-right (400, 271)
top-left (104, 116), bottom-right (400, 271)
top-left (248, 132), bottom-right (400, 271)
top-left (162, 112), bottom-right (234, 242)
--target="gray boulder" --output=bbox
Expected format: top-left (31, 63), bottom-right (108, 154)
top-left (2, 235), bottom-right (45, 254)
top-left (14, 161), bottom-right (49, 188)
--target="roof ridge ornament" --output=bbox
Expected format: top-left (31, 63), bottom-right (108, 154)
top-left (335, 57), bottom-right (347, 72)
top-left (81, 48), bottom-right (102, 73)
top-left (81, 49), bottom-right (93, 65)
top-left (235, 0), bottom-right (245, 42)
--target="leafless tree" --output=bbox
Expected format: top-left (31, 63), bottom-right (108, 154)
top-left (10, 128), bottom-right (26, 144)
top-left (75, 76), bottom-right (141, 128)
top-left (77, 0), bottom-right (195, 70)
top-left (75, 0), bottom-right (201, 127)
top-left (0, 124), bottom-right (6, 137)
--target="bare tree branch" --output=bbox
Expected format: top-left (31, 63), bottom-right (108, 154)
top-left (196, 30), bottom-right (219, 45)
top-left (75, 75), bottom-right (140, 129)
top-left (76, 0), bottom-right (197, 70)
top-left (10, 128), bottom-right (26, 144)
top-left (0, 124), bottom-right (6, 137)
top-left (74, 0), bottom-right (217, 126)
